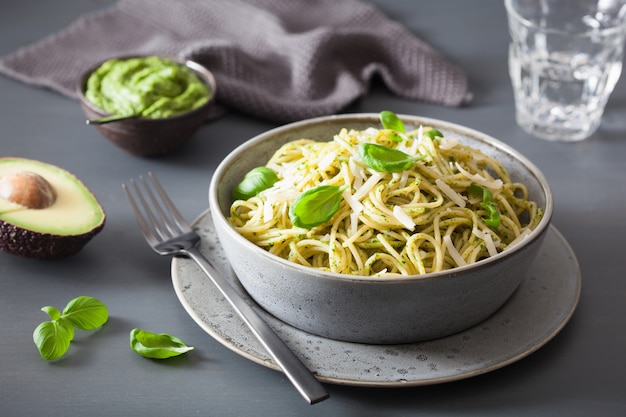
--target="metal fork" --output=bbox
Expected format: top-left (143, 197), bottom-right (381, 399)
top-left (123, 172), bottom-right (329, 405)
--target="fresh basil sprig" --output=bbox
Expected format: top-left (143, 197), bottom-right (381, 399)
top-left (468, 184), bottom-right (501, 229)
top-left (379, 110), bottom-right (405, 133)
top-left (33, 296), bottom-right (108, 361)
top-left (130, 328), bottom-right (194, 359)
top-left (359, 143), bottom-right (423, 173)
top-left (232, 166), bottom-right (278, 201)
top-left (289, 185), bottom-right (345, 229)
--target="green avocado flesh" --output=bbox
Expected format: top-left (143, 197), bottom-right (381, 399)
top-left (0, 158), bottom-right (105, 259)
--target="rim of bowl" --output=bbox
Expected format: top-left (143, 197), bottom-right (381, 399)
top-left (77, 54), bottom-right (217, 122)
top-left (209, 113), bottom-right (554, 284)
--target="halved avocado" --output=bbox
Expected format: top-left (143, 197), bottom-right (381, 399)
top-left (0, 158), bottom-right (105, 259)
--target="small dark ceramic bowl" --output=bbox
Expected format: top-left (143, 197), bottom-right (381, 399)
top-left (78, 56), bottom-right (217, 158)
top-left (209, 113), bottom-right (554, 344)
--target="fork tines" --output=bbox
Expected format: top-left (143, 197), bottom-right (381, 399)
top-left (123, 172), bottom-right (191, 244)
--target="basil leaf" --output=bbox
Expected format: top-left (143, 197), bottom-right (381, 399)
top-left (130, 328), bottom-right (194, 359)
top-left (33, 318), bottom-right (75, 361)
top-left (359, 143), bottom-right (420, 173)
top-left (424, 128), bottom-right (443, 140)
top-left (379, 110), bottom-right (405, 133)
top-left (482, 204), bottom-right (501, 229)
top-left (62, 296), bottom-right (109, 330)
top-left (33, 296), bottom-right (109, 361)
top-left (232, 166), bottom-right (278, 201)
top-left (289, 185), bottom-right (344, 229)
top-left (468, 184), bottom-right (501, 229)
top-left (41, 305), bottom-right (61, 321)
top-left (468, 183), bottom-right (492, 202)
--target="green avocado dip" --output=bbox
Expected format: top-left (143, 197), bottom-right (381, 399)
top-left (85, 56), bottom-right (210, 119)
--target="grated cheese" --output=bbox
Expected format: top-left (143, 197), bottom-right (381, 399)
top-left (349, 157), bottom-right (365, 190)
top-left (263, 187), bottom-right (300, 203)
top-left (506, 229), bottom-right (532, 249)
top-left (317, 151), bottom-right (337, 172)
top-left (263, 200), bottom-right (273, 224)
top-left (454, 162), bottom-right (503, 190)
top-left (393, 205), bottom-right (416, 230)
top-left (408, 125), bottom-right (423, 156)
top-left (349, 212), bottom-right (360, 237)
top-left (398, 169), bottom-right (410, 189)
top-left (352, 172), bottom-right (382, 201)
top-left (472, 228), bottom-right (498, 257)
top-left (435, 178), bottom-right (466, 208)
top-left (444, 235), bottom-right (467, 267)
top-left (343, 188), bottom-right (364, 214)
top-left (439, 136), bottom-right (459, 150)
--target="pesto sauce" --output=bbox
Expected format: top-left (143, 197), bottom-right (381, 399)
top-left (85, 56), bottom-right (210, 119)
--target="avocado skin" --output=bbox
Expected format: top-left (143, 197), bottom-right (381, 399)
top-left (0, 218), bottom-right (105, 259)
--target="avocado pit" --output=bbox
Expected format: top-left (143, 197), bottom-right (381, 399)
top-left (0, 170), bottom-right (57, 209)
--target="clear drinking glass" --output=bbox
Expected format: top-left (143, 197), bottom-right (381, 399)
top-left (505, 0), bottom-right (626, 141)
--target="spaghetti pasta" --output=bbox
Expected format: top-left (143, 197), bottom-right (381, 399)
top-left (228, 123), bottom-right (543, 277)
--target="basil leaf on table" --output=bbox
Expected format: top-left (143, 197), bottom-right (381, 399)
top-left (33, 296), bottom-right (108, 361)
top-left (62, 296), bottom-right (109, 330)
top-left (40, 305), bottom-right (62, 321)
top-left (130, 328), bottom-right (194, 359)
top-left (358, 143), bottom-right (422, 173)
top-left (33, 319), bottom-right (75, 361)
top-left (289, 185), bottom-right (345, 229)
top-left (232, 166), bottom-right (278, 201)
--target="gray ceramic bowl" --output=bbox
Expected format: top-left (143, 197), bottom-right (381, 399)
top-left (209, 114), bottom-right (553, 344)
top-left (78, 56), bottom-right (217, 158)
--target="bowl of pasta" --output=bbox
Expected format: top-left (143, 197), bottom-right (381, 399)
top-left (209, 111), bottom-right (553, 344)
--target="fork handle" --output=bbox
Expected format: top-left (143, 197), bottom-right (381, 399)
top-left (184, 247), bottom-right (329, 404)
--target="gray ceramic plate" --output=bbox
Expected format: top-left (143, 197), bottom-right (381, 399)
top-left (171, 208), bottom-right (580, 387)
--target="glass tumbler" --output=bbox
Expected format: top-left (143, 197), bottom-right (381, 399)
top-left (505, 0), bottom-right (626, 141)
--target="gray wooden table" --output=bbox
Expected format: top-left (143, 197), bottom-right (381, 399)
top-left (1, 1), bottom-right (625, 416)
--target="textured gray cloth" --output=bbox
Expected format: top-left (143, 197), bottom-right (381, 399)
top-left (0, 0), bottom-right (471, 122)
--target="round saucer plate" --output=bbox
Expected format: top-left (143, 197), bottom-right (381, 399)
top-left (171, 209), bottom-right (581, 387)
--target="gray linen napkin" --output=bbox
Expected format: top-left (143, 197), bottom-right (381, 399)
top-left (0, 0), bottom-right (471, 122)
